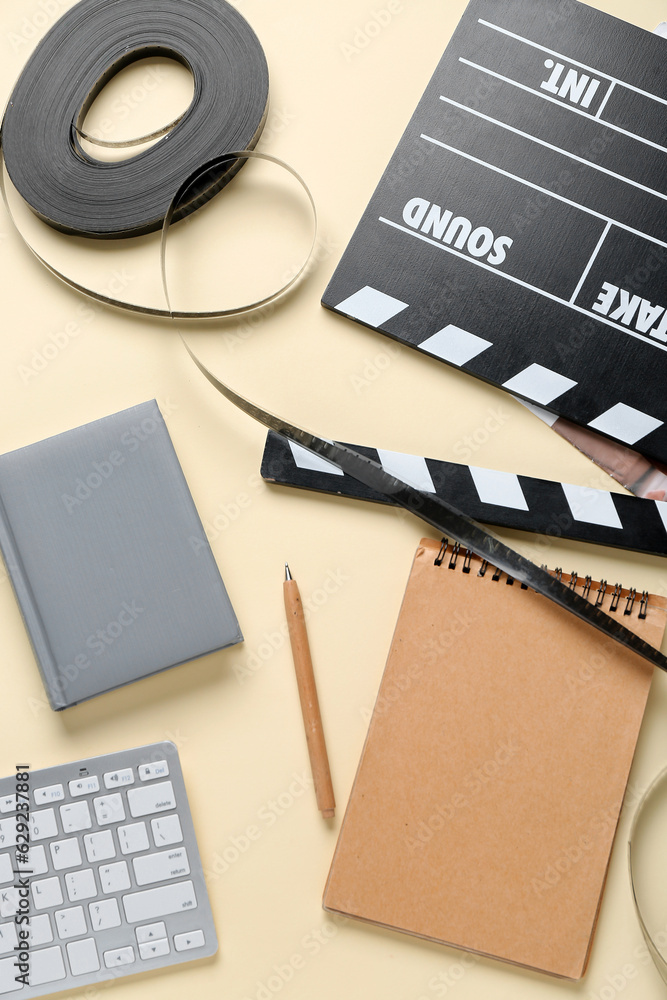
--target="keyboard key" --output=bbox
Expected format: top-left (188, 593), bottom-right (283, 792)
top-left (88, 898), bottom-right (121, 932)
top-left (127, 782), bottom-right (175, 819)
top-left (0, 797), bottom-right (16, 816)
top-left (60, 802), bottom-right (92, 834)
top-left (118, 823), bottom-right (149, 855)
top-left (138, 761), bottom-right (169, 781)
top-left (174, 930), bottom-right (205, 952)
top-left (19, 846), bottom-right (48, 877)
top-left (93, 795), bottom-right (125, 826)
top-left (133, 848), bottom-right (189, 887)
top-left (34, 784), bottom-right (64, 805)
top-left (123, 880), bottom-right (197, 923)
top-left (0, 954), bottom-right (22, 993)
top-left (104, 769), bottom-right (134, 790)
top-left (0, 858), bottom-right (11, 886)
top-left (135, 922), bottom-right (166, 945)
top-left (99, 862), bottom-right (130, 894)
top-left (65, 869), bottom-right (97, 902)
top-left (54, 906), bottom-right (87, 940)
top-left (28, 914), bottom-right (53, 947)
top-left (84, 830), bottom-right (115, 863)
top-left (50, 838), bottom-right (82, 871)
top-left (30, 946), bottom-right (66, 986)
top-left (32, 877), bottom-right (63, 911)
top-left (0, 890), bottom-right (18, 919)
top-left (0, 924), bottom-right (17, 956)
top-left (139, 938), bottom-right (170, 960)
top-left (30, 810), bottom-right (58, 842)
top-left (104, 946), bottom-right (135, 969)
top-left (151, 815), bottom-right (183, 847)
top-left (67, 937), bottom-right (100, 976)
top-left (68, 776), bottom-right (100, 797)
top-left (0, 820), bottom-right (17, 850)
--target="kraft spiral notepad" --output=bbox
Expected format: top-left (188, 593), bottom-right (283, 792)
top-left (0, 400), bottom-right (242, 710)
top-left (322, 0), bottom-right (667, 466)
top-left (323, 538), bottom-right (667, 980)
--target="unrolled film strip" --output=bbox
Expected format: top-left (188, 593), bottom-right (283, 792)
top-left (260, 430), bottom-right (667, 558)
top-left (183, 341), bottom-right (667, 673)
top-left (629, 767), bottom-right (667, 986)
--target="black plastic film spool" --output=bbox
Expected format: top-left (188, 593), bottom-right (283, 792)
top-left (1, 0), bottom-right (269, 239)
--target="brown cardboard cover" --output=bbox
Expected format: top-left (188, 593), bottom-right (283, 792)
top-left (323, 539), bottom-right (667, 980)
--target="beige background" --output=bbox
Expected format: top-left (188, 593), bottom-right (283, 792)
top-left (1, 1), bottom-right (667, 998)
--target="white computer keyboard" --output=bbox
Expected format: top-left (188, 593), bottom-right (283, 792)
top-left (0, 743), bottom-right (217, 998)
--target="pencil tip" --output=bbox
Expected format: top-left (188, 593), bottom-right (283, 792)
top-left (285, 563), bottom-right (292, 581)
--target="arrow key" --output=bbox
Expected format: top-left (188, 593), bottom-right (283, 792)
top-left (174, 930), bottom-right (205, 952)
top-left (139, 938), bottom-right (170, 960)
top-left (135, 922), bottom-right (167, 945)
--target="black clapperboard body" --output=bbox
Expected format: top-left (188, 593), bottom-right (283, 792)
top-left (323, 0), bottom-right (667, 464)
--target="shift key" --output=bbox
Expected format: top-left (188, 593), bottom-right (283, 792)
top-left (123, 880), bottom-right (197, 923)
top-left (127, 781), bottom-right (175, 818)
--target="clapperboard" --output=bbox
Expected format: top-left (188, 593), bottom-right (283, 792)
top-left (261, 430), bottom-right (667, 557)
top-left (323, 0), bottom-right (667, 465)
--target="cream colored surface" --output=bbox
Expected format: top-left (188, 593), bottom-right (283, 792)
top-left (1, 1), bottom-right (666, 999)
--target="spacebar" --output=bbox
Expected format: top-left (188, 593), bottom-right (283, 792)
top-left (123, 880), bottom-right (198, 923)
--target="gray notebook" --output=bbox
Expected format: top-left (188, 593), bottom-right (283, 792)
top-left (0, 400), bottom-right (242, 709)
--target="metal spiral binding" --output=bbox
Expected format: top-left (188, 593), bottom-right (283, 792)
top-left (610, 583), bottom-right (623, 613)
top-left (434, 539), bottom-right (448, 566)
top-left (432, 543), bottom-right (649, 620)
top-left (434, 538), bottom-right (474, 573)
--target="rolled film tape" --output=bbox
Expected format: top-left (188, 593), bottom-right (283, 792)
top-left (0, 1), bottom-right (318, 316)
top-left (2, 0), bottom-right (269, 238)
top-left (75, 113), bottom-right (188, 150)
top-left (628, 767), bottom-right (667, 986)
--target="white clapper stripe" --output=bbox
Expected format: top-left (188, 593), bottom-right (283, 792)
top-left (469, 467), bottom-right (529, 510)
top-left (288, 440), bottom-right (344, 476)
top-left (376, 450), bottom-right (436, 493)
top-left (561, 483), bottom-right (623, 529)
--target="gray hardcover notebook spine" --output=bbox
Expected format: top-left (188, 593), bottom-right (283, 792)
top-left (0, 492), bottom-right (66, 710)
